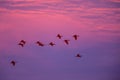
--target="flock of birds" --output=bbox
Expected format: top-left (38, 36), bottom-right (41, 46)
top-left (11, 34), bottom-right (82, 66)
top-left (18, 34), bottom-right (79, 47)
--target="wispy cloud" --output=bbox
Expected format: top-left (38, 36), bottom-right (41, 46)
top-left (0, 0), bottom-right (119, 23)
top-left (0, 0), bottom-right (119, 12)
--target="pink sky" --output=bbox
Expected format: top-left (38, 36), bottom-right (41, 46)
top-left (0, 0), bottom-right (120, 80)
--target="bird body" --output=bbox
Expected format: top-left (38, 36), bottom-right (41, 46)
top-left (64, 40), bottom-right (70, 45)
top-left (49, 42), bottom-right (55, 46)
top-left (18, 40), bottom-right (26, 47)
top-left (36, 41), bottom-right (44, 46)
top-left (20, 40), bottom-right (26, 44)
top-left (57, 34), bottom-right (62, 39)
top-left (73, 35), bottom-right (79, 40)
top-left (76, 54), bottom-right (82, 58)
top-left (11, 61), bottom-right (16, 66)
top-left (18, 43), bottom-right (24, 47)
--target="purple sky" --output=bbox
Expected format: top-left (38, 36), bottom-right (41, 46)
top-left (0, 0), bottom-right (120, 80)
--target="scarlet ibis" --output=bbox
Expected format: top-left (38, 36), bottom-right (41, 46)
top-left (18, 43), bottom-right (24, 47)
top-left (64, 40), bottom-right (70, 45)
top-left (49, 42), bottom-right (55, 46)
top-left (73, 35), bottom-right (79, 40)
top-left (20, 40), bottom-right (26, 44)
top-left (76, 54), bottom-right (82, 58)
top-left (57, 34), bottom-right (62, 39)
top-left (36, 41), bottom-right (44, 47)
top-left (11, 60), bottom-right (16, 66)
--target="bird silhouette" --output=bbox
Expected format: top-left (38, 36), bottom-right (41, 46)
top-left (18, 43), bottom-right (24, 47)
top-left (73, 35), bottom-right (79, 40)
top-left (49, 42), bottom-right (55, 46)
top-left (64, 40), bottom-right (70, 45)
top-left (11, 60), bottom-right (16, 66)
top-left (20, 40), bottom-right (26, 44)
top-left (76, 54), bottom-right (82, 58)
top-left (57, 34), bottom-right (62, 39)
top-left (36, 41), bottom-right (44, 47)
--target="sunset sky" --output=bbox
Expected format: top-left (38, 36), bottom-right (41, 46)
top-left (0, 0), bottom-right (120, 80)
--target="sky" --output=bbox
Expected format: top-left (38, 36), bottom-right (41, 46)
top-left (0, 0), bottom-right (120, 80)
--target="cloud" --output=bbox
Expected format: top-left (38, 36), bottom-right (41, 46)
top-left (0, 0), bottom-right (119, 26)
top-left (106, 0), bottom-right (120, 3)
top-left (0, 0), bottom-right (119, 22)
top-left (0, 0), bottom-right (119, 11)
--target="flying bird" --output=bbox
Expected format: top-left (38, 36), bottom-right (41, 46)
top-left (76, 54), bottom-right (82, 58)
top-left (64, 40), bottom-right (70, 45)
top-left (57, 34), bottom-right (62, 39)
top-left (73, 35), bottom-right (79, 40)
top-left (18, 43), bottom-right (24, 47)
top-left (20, 40), bottom-right (26, 44)
top-left (49, 42), bottom-right (55, 46)
top-left (36, 41), bottom-right (44, 47)
top-left (10, 60), bottom-right (16, 66)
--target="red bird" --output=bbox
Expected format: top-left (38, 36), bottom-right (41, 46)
top-left (20, 40), bottom-right (26, 44)
top-left (18, 40), bottom-right (26, 47)
top-left (76, 54), bottom-right (82, 58)
top-left (49, 42), bottom-right (55, 46)
top-left (57, 34), bottom-right (62, 39)
top-left (11, 60), bottom-right (16, 66)
top-left (73, 35), bottom-right (79, 40)
top-left (18, 43), bottom-right (24, 47)
top-left (64, 40), bottom-right (70, 45)
top-left (36, 41), bottom-right (44, 47)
